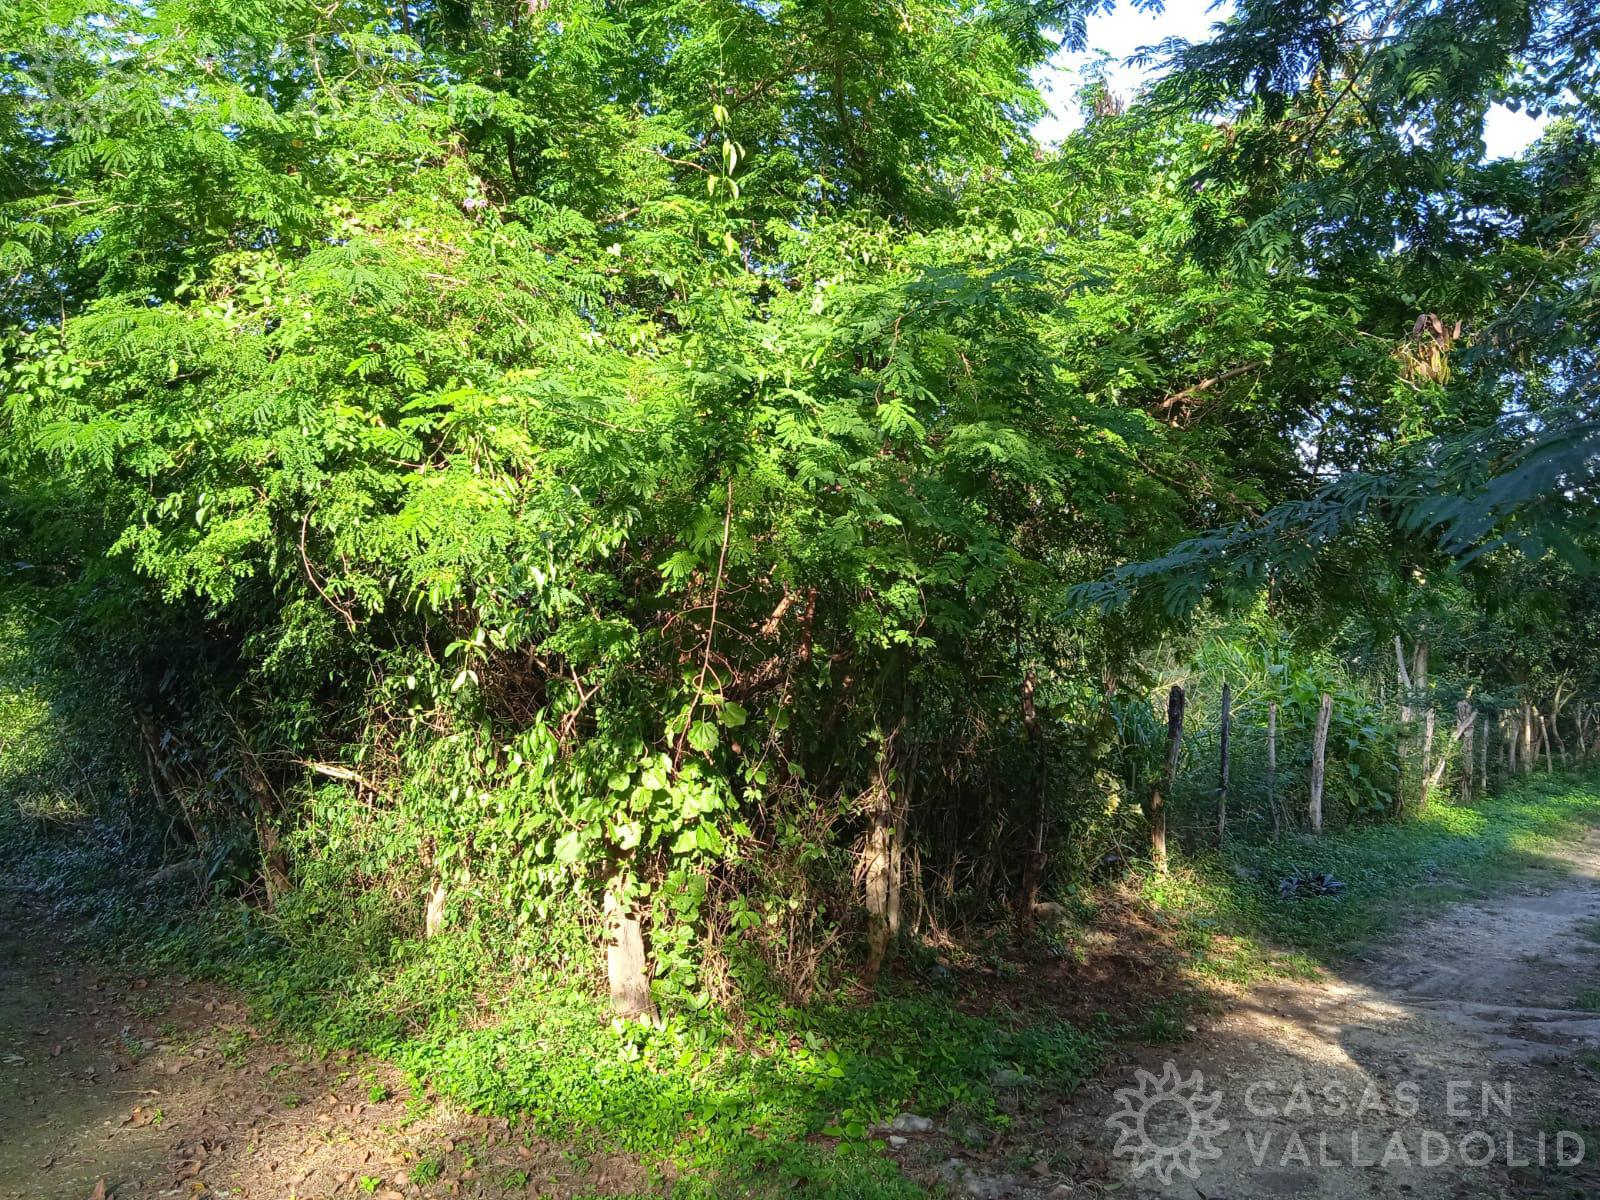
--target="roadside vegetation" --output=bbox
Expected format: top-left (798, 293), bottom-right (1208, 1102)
top-left (3, 0), bottom-right (1599, 1194)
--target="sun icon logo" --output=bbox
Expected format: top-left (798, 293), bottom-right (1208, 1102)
top-left (1106, 1061), bottom-right (1229, 1184)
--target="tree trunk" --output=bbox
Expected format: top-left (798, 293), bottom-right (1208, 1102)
top-left (1395, 635), bottom-right (1430, 804)
top-left (1394, 636), bottom-right (1414, 725)
top-left (1425, 704), bottom-right (1476, 798)
top-left (1309, 692), bottom-right (1332, 834)
top-left (1018, 668), bottom-right (1047, 921)
top-left (1216, 681), bottom-right (1231, 844)
top-left (1549, 681), bottom-right (1572, 765)
top-left (862, 725), bottom-right (904, 979)
top-left (1412, 640), bottom-right (1430, 808)
top-left (1147, 686), bottom-right (1184, 872)
top-left (256, 818), bottom-right (292, 908)
top-left (1266, 700), bottom-right (1280, 840)
top-left (1419, 706), bottom-right (1436, 808)
top-left (1476, 712), bottom-right (1488, 797)
top-left (1395, 636), bottom-right (1413, 790)
top-left (1523, 703), bottom-right (1536, 774)
top-left (604, 885), bottom-right (656, 1021)
top-left (1458, 701), bottom-right (1474, 803)
top-left (1540, 712), bottom-right (1554, 773)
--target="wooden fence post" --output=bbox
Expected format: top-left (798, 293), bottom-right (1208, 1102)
top-left (1309, 692), bottom-right (1332, 834)
top-left (1147, 685), bottom-right (1184, 872)
top-left (863, 723), bottom-right (905, 979)
top-left (1419, 706), bottom-right (1436, 808)
top-left (1395, 637), bottom-right (1413, 793)
top-left (1018, 668), bottom-right (1046, 921)
top-left (1476, 712), bottom-right (1488, 794)
top-left (1217, 681), bottom-right (1232, 844)
top-left (1523, 703), bottom-right (1536, 774)
top-left (1266, 700), bottom-right (1280, 840)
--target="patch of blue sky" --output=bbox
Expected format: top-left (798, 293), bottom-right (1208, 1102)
top-left (1033, 0), bottom-right (1548, 161)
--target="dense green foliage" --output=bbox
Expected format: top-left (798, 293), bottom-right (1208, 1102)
top-left (2, 0), bottom-right (1600, 1188)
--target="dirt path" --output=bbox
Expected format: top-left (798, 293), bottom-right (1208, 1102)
top-left (1050, 833), bottom-right (1600, 1199)
top-left (0, 903), bottom-right (643, 1200)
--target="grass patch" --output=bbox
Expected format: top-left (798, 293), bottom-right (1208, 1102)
top-left (1514, 1112), bottom-right (1600, 1199)
top-left (42, 770), bottom-right (1593, 1197)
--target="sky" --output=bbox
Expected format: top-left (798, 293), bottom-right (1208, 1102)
top-left (1034, 0), bottom-right (1549, 160)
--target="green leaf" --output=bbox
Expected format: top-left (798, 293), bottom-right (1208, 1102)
top-left (694, 822), bottom-right (723, 854)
